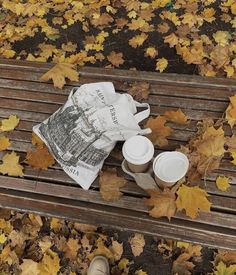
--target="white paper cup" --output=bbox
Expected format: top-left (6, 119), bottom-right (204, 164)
top-left (153, 152), bottom-right (189, 188)
top-left (122, 136), bottom-right (154, 173)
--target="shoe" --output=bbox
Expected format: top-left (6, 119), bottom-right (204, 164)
top-left (87, 256), bottom-right (110, 275)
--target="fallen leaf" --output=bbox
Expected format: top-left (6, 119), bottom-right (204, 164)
top-left (172, 252), bottom-right (195, 275)
top-left (226, 94), bottom-right (236, 128)
top-left (20, 259), bottom-right (40, 275)
top-left (117, 258), bottom-right (130, 275)
top-left (216, 176), bottom-right (230, 192)
top-left (50, 217), bottom-right (63, 232)
top-left (0, 151), bottom-right (24, 177)
top-left (38, 250), bottom-right (60, 275)
top-left (164, 109), bottom-right (188, 124)
top-left (145, 47), bottom-right (158, 58)
top-left (107, 51), bottom-right (124, 67)
top-left (145, 115), bottom-right (172, 147)
top-left (26, 145), bottom-right (55, 169)
top-left (127, 81), bottom-right (150, 100)
top-left (145, 189), bottom-right (176, 221)
top-left (213, 31), bottom-right (230, 46)
top-left (156, 58), bottom-right (168, 72)
top-left (213, 261), bottom-right (236, 275)
top-left (32, 132), bottom-right (45, 147)
top-left (91, 13), bottom-right (114, 28)
top-left (0, 115), bottom-right (19, 132)
top-left (0, 136), bottom-right (11, 151)
top-left (64, 238), bottom-right (80, 260)
top-left (164, 33), bottom-right (179, 48)
top-left (40, 63), bottom-right (79, 89)
top-left (215, 249), bottom-right (236, 265)
top-left (129, 33), bottom-right (148, 48)
top-left (157, 22), bottom-right (170, 33)
top-left (129, 233), bottom-right (145, 257)
top-left (176, 185), bottom-right (212, 219)
top-left (74, 223), bottom-right (97, 233)
top-left (0, 233), bottom-right (7, 244)
top-left (9, 230), bottom-right (26, 247)
top-left (99, 168), bottom-right (126, 201)
top-left (88, 237), bottom-right (114, 261)
top-left (230, 151), bottom-right (236, 167)
top-left (110, 239), bottom-right (123, 261)
top-left (135, 270), bottom-right (148, 275)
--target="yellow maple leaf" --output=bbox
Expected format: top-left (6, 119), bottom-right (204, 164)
top-left (156, 58), bottom-right (168, 72)
top-left (164, 33), bottom-right (178, 48)
top-left (145, 47), bottom-right (158, 58)
top-left (20, 259), bottom-right (40, 275)
top-left (145, 189), bottom-right (176, 220)
top-left (129, 233), bottom-right (145, 257)
top-left (99, 168), bottom-right (126, 201)
top-left (176, 185), bottom-right (211, 219)
top-left (0, 115), bottom-right (19, 132)
top-left (213, 31), bottom-right (230, 46)
top-left (0, 136), bottom-right (11, 151)
top-left (0, 152), bottom-right (24, 177)
top-left (224, 66), bottom-right (234, 77)
top-left (201, 8), bottom-right (216, 22)
top-left (226, 95), bottom-right (236, 128)
top-left (231, 2), bottom-right (236, 15)
top-left (145, 115), bottom-right (172, 147)
top-left (88, 237), bottom-right (114, 261)
top-left (38, 250), bottom-right (60, 275)
top-left (40, 63), bottom-right (79, 89)
top-left (0, 233), bottom-right (7, 244)
top-left (128, 33), bottom-right (148, 48)
top-left (216, 176), bottom-right (230, 192)
top-left (110, 240), bottom-right (123, 261)
top-left (164, 109), bottom-right (188, 124)
top-left (213, 261), bottom-right (236, 275)
top-left (230, 150), bottom-right (236, 166)
top-left (135, 270), bottom-right (148, 275)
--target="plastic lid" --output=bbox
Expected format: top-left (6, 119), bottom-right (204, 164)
top-left (122, 136), bottom-right (154, 165)
top-left (153, 152), bottom-right (189, 183)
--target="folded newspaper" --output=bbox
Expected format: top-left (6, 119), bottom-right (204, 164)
top-left (33, 82), bottom-right (151, 190)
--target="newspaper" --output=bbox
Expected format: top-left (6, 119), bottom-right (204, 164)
top-left (33, 82), bottom-right (151, 190)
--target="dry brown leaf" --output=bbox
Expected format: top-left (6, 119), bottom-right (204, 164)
top-left (226, 94), bottom-right (236, 128)
top-left (176, 185), bottom-right (211, 219)
top-left (127, 81), bottom-right (150, 100)
top-left (0, 151), bottom-right (24, 177)
top-left (40, 63), bottom-right (79, 89)
top-left (172, 252), bottom-right (195, 275)
top-left (129, 233), bottom-right (145, 257)
top-left (26, 145), bottom-right (55, 169)
top-left (164, 109), bottom-right (188, 124)
top-left (0, 136), bottom-right (11, 151)
top-left (157, 22), bottom-right (170, 33)
top-left (215, 249), bottom-right (236, 265)
top-left (107, 51), bottom-right (124, 67)
top-left (145, 115), bottom-right (173, 147)
top-left (129, 33), bottom-right (148, 48)
top-left (145, 189), bottom-right (176, 221)
top-left (91, 13), bottom-right (114, 28)
top-left (99, 168), bottom-right (126, 201)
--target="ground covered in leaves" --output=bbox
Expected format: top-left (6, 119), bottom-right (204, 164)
top-left (0, 209), bottom-right (235, 275)
top-left (1, 0), bottom-right (236, 76)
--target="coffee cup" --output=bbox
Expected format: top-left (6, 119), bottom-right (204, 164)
top-left (153, 152), bottom-right (189, 188)
top-left (122, 136), bottom-right (154, 173)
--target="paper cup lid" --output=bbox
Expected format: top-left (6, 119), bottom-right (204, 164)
top-left (153, 152), bottom-right (189, 183)
top-left (122, 136), bottom-right (154, 165)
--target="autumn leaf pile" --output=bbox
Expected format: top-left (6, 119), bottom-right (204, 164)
top-left (1, 0), bottom-right (236, 77)
top-left (0, 210), bottom-right (235, 274)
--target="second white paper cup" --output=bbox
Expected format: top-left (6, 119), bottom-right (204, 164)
top-left (153, 152), bottom-right (189, 187)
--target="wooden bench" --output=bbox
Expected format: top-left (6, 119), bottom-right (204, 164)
top-left (0, 59), bottom-right (235, 250)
